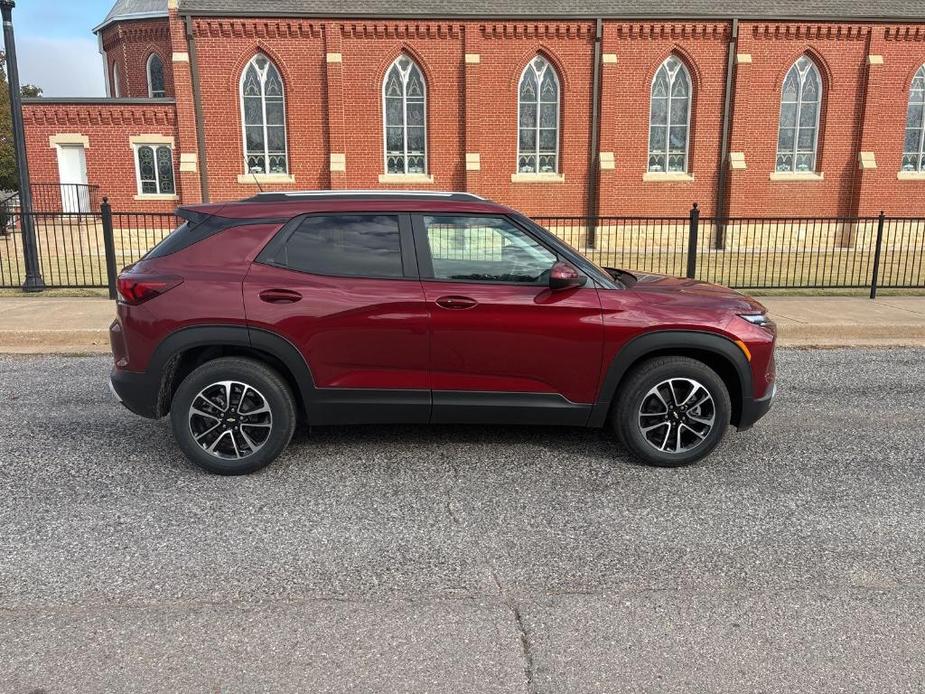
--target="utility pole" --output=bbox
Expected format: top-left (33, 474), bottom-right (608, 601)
top-left (2, 0), bottom-right (44, 291)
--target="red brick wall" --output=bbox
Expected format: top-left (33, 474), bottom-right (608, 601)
top-left (598, 22), bottom-right (731, 217)
top-left (24, 16), bottom-right (925, 219)
top-left (23, 102), bottom-right (181, 213)
top-left (101, 18), bottom-right (174, 99)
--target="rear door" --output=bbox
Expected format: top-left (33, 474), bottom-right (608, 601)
top-left (412, 213), bottom-right (604, 425)
top-left (244, 212), bottom-right (430, 424)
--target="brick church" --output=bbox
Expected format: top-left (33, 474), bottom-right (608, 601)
top-left (21, 0), bottom-right (925, 219)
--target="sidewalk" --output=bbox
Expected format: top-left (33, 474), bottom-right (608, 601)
top-left (0, 295), bottom-right (923, 354)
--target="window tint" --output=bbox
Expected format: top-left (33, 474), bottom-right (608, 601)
top-left (281, 215), bottom-right (404, 278)
top-left (424, 216), bottom-right (557, 283)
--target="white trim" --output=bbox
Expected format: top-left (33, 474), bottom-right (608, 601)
top-left (599, 151), bottom-right (615, 170)
top-left (602, 53), bottom-right (618, 64)
top-left (326, 52), bottom-right (343, 63)
top-left (516, 55), bottom-right (560, 175)
top-left (239, 54), bottom-right (289, 177)
top-left (49, 134), bottom-right (90, 148)
top-left (511, 172), bottom-right (565, 183)
top-left (775, 56), bottom-right (822, 174)
top-left (112, 61), bottom-right (122, 98)
top-left (647, 55), bottom-right (691, 175)
top-left (382, 55), bottom-right (428, 176)
top-left (132, 142), bottom-right (177, 196)
top-left (330, 153), bottom-right (346, 172)
top-left (769, 171), bottom-right (824, 181)
top-left (134, 194), bottom-right (179, 201)
top-left (378, 173), bottom-right (434, 184)
top-left (237, 173), bottom-right (296, 184)
top-left (643, 172), bottom-right (695, 182)
top-left (146, 53), bottom-right (166, 98)
top-left (129, 134), bottom-right (175, 147)
top-left (897, 171), bottom-right (925, 180)
top-left (465, 53), bottom-right (481, 64)
top-left (172, 52), bottom-right (190, 63)
top-left (93, 11), bottom-right (167, 35)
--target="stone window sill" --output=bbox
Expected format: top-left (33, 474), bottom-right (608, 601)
top-left (897, 171), bottom-right (925, 181)
top-left (134, 194), bottom-right (179, 201)
top-left (378, 174), bottom-right (434, 184)
top-left (643, 172), bottom-right (694, 182)
top-left (237, 173), bottom-right (295, 184)
top-left (769, 171), bottom-right (824, 182)
top-left (510, 173), bottom-right (565, 183)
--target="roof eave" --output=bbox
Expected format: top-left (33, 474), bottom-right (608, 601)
top-left (93, 10), bottom-right (170, 35)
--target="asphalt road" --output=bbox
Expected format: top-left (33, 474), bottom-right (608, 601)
top-left (1, 349), bottom-right (924, 693)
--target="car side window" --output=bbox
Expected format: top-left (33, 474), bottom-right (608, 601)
top-left (423, 215), bottom-right (557, 283)
top-left (279, 215), bottom-right (404, 278)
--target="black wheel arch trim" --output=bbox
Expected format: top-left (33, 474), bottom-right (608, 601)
top-left (588, 330), bottom-right (753, 428)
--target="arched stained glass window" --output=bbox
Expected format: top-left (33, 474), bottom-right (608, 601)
top-left (902, 65), bottom-right (925, 172)
top-left (383, 56), bottom-right (427, 175)
top-left (518, 56), bottom-right (560, 174)
top-left (648, 56), bottom-right (691, 173)
top-left (776, 56), bottom-right (822, 173)
top-left (147, 54), bottom-right (165, 98)
top-left (240, 54), bottom-right (288, 175)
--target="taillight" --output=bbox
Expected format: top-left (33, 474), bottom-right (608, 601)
top-left (117, 274), bottom-right (183, 305)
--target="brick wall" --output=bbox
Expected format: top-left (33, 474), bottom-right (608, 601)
top-left (23, 101), bottom-right (181, 212)
top-left (101, 19), bottom-right (174, 98)
top-left (22, 15), bottom-right (925, 219)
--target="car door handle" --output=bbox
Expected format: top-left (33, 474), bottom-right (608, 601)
top-left (259, 289), bottom-right (302, 304)
top-left (435, 295), bottom-right (478, 310)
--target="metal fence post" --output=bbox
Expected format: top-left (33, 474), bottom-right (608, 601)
top-left (686, 202), bottom-right (700, 279)
top-left (869, 211), bottom-right (886, 300)
top-left (101, 197), bottom-right (118, 300)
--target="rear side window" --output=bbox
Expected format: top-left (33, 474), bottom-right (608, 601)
top-left (274, 215), bottom-right (404, 278)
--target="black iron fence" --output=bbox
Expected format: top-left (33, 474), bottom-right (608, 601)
top-left (0, 200), bottom-right (179, 292)
top-left (536, 206), bottom-right (925, 298)
top-left (0, 200), bottom-right (922, 297)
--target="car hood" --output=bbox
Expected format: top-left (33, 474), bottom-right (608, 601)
top-left (623, 271), bottom-right (766, 313)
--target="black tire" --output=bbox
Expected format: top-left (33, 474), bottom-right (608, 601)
top-left (169, 357), bottom-right (297, 475)
top-left (612, 356), bottom-right (731, 468)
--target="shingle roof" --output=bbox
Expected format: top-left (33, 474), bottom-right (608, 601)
top-left (177, 0), bottom-right (925, 20)
top-left (95, 0), bottom-right (167, 33)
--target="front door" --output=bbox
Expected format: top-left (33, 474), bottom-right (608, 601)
top-left (55, 144), bottom-right (89, 213)
top-left (413, 213), bottom-right (604, 425)
top-left (243, 213), bottom-right (430, 425)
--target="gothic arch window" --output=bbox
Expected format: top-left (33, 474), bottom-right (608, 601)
top-left (517, 56), bottom-right (560, 174)
top-left (902, 65), bottom-right (925, 172)
top-left (383, 55), bottom-right (427, 175)
top-left (648, 55), bottom-right (692, 173)
top-left (776, 56), bottom-right (822, 173)
top-left (147, 54), bottom-right (165, 98)
top-left (240, 54), bottom-right (288, 175)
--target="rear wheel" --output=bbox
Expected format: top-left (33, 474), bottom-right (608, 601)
top-left (613, 356), bottom-right (731, 468)
top-left (169, 357), bottom-right (296, 475)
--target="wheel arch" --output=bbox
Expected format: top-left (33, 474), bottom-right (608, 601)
top-left (148, 325), bottom-right (315, 419)
top-left (589, 331), bottom-right (752, 428)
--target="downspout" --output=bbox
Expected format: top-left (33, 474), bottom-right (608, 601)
top-left (184, 15), bottom-right (210, 202)
top-left (585, 18), bottom-right (603, 248)
top-left (714, 17), bottom-right (738, 249)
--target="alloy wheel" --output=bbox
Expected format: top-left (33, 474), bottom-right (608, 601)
top-left (187, 380), bottom-right (273, 460)
top-left (637, 378), bottom-right (716, 454)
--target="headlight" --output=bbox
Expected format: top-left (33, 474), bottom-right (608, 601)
top-left (739, 313), bottom-right (776, 332)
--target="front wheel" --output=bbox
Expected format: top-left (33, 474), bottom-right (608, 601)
top-left (613, 356), bottom-right (731, 468)
top-left (169, 357), bottom-right (297, 475)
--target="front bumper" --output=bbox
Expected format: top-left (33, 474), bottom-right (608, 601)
top-left (737, 383), bottom-right (776, 431)
top-left (109, 367), bottom-right (160, 419)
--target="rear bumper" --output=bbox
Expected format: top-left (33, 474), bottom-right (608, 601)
top-left (109, 367), bottom-right (160, 419)
top-left (737, 383), bottom-right (776, 431)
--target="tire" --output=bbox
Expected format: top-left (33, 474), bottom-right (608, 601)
top-left (169, 357), bottom-right (297, 475)
top-left (612, 356), bottom-right (731, 468)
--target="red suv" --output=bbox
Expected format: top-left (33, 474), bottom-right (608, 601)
top-left (109, 191), bottom-right (776, 475)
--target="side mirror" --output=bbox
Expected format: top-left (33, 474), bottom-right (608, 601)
top-left (549, 261), bottom-right (588, 291)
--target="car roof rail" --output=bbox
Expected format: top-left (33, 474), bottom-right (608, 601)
top-left (244, 190), bottom-right (489, 203)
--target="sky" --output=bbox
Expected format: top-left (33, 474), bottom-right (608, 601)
top-left (14, 0), bottom-right (114, 97)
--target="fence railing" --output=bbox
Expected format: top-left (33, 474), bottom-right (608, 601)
top-left (535, 206), bottom-right (925, 298)
top-left (0, 200), bottom-right (922, 297)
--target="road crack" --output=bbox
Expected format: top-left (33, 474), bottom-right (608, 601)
top-left (443, 464), bottom-right (538, 694)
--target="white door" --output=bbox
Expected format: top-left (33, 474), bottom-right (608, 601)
top-left (55, 145), bottom-right (89, 213)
